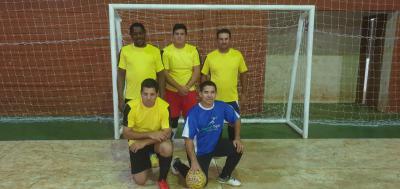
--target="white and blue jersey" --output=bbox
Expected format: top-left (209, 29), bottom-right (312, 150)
top-left (182, 101), bottom-right (240, 156)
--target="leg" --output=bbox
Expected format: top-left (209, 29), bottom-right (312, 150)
top-left (166, 90), bottom-right (183, 140)
top-left (155, 140), bottom-right (173, 181)
top-left (196, 153), bottom-right (213, 184)
top-left (173, 153), bottom-right (213, 185)
top-left (129, 145), bottom-right (153, 185)
top-left (213, 138), bottom-right (243, 179)
top-left (173, 158), bottom-right (190, 177)
top-left (132, 170), bottom-right (151, 185)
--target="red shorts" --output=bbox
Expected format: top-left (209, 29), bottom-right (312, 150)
top-left (165, 89), bottom-right (198, 118)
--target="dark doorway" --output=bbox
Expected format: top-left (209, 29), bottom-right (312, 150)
top-left (356, 14), bottom-right (388, 107)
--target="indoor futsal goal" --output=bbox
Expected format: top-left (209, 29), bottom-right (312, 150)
top-left (108, 4), bottom-right (315, 139)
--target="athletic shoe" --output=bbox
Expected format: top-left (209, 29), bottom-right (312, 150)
top-left (150, 153), bottom-right (159, 168)
top-left (158, 179), bottom-right (169, 189)
top-left (217, 176), bottom-right (241, 186)
top-left (171, 157), bottom-right (181, 175)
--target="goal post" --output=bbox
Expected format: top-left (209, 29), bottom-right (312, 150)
top-left (108, 4), bottom-right (315, 139)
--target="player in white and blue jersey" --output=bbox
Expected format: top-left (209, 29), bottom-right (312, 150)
top-left (171, 80), bottom-right (244, 187)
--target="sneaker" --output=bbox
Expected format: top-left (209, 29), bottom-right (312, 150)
top-left (158, 179), bottom-right (169, 189)
top-left (150, 153), bottom-right (159, 168)
top-left (217, 176), bottom-right (241, 186)
top-left (171, 157), bottom-right (181, 175)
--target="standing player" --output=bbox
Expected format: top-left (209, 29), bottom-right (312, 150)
top-left (201, 28), bottom-right (248, 140)
top-left (117, 22), bottom-right (165, 110)
top-left (122, 79), bottom-right (172, 189)
top-left (162, 23), bottom-right (200, 140)
top-left (171, 80), bottom-right (244, 187)
top-left (117, 22), bottom-right (165, 170)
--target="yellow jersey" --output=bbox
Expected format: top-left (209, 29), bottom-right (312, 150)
top-left (162, 43), bottom-right (200, 92)
top-left (119, 44), bottom-right (164, 100)
top-left (201, 48), bottom-right (248, 102)
top-left (123, 97), bottom-right (170, 145)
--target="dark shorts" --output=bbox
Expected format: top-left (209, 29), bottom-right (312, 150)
top-left (129, 144), bottom-right (155, 174)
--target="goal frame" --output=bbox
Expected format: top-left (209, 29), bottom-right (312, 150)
top-left (108, 4), bottom-right (315, 139)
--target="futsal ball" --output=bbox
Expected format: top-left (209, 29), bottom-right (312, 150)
top-left (186, 169), bottom-right (206, 189)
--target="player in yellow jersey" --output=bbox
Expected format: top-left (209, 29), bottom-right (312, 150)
top-left (162, 24), bottom-right (200, 140)
top-left (122, 79), bottom-right (172, 189)
top-left (117, 22), bottom-right (165, 110)
top-left (201, 28), bottom-right (248, 140)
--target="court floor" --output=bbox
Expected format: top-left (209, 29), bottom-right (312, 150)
top-left (0, 139), bottom-right (399, 189)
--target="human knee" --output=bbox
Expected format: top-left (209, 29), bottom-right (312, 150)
top-left (158, 141), bottom-right (173, 157)
top-left (133, 176), bottom-right (147, 186)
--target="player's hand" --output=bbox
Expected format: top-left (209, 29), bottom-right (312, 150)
top-left (233, 139), bottom-right (244, 153)
top-left (129, 141), bottom-right (146, 153)
top-left (190, 161), bottom-right (201, 172)
top-left (149, 131), bottom-right (168, 142)
top-left (177, 85), bottom-right (189, 96)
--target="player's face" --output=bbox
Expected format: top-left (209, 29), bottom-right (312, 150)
top-left (199, 85), bottom-right (216, 107)
top-left (130, 26), bottom-right (146, 47)
top-left (141, 87), bottom-right (158, 107)
top-left (173, 29), bottom-right (186, 47)
top-left (217, 33), bottom-right (230, 52)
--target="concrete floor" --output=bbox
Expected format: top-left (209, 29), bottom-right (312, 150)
top-left (0, 139), bottom-right (399, 189)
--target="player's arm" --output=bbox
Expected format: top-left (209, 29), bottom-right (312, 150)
top-left (117, 49), bottom-right (127, 111)
top-left (157, 70), bottom-right (166, 99)
top-left (122, 127), bottom-right (161, 153)
top-left (200, 74), bottom-right (210, 83)
top-left (225, 104), bottom-right (244, 153)
top-left (232, 119), bottom-right (243, 153)
top-left (200, 55), bottom-right (210, 83)
top-left (186, 48), bottom-right (201, 89)
top-left (185, 138), bottom-right (201, 171)
top-left (239, 71), bottom-right (248, 104)
top-left (186, 65), bottom-right (200, 89)
top-left (238, 52), bottom-right (248, 104)
top-left (117, 68), bottom-right (126, 111)
top-left (122, 127), bottom-right (170, 142)
top-left (164, 70), bottom-right (188, 95)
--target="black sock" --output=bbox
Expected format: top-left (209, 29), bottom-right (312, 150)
top-left (158, 155), bottom-right (172, 181)
top-left (174, 159), bottom-right (190, 177)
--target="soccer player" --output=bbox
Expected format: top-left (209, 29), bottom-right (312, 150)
top-left (117, 22), bottom-right (165, 111)
top-left (171, 81), bottom-right (244, 187)
top-left (201, 28), bottom-right (248, 141)
top-left (122, 78), bottom-right (172, 189)
top-left (162, 23), bottom-right (200, 140)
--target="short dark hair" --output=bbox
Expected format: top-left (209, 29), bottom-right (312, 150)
top-left (199, 80), bottom-right (217, 92)
top-left (216, 28), bottom-right (231, 38)
top-left (173, 23), bottom-right (187, 34)
top-left (129, 22), bottom-right (146, 34)
top-left (141, 78), bottom-right (159, 93)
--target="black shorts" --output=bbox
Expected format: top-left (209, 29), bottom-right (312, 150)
top-left (129, 144), bottom-right (155, 174)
